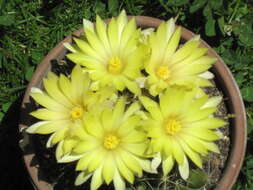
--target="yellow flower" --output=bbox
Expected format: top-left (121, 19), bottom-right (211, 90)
top-left (139, 87), bottom-right (226, 179)
top-left (145, 18), bottom-right (217, 96)
top-left (61, 98), bottom-right (156, 190)
top-left (27, 65), bottom-right (116, 159)
top-left (64, 10), bottom-right (145, 95)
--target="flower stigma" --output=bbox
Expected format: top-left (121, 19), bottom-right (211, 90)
top-left (156, 66), bottom-right (170, 80)
top-left (165, 119), bottom-right (181, 135)
top-left (107, 57), bottom-right (123, 74)
top-left (103, 134), bottom-right (120, 150)
top-left (70, 107), bottom-right (84, 119)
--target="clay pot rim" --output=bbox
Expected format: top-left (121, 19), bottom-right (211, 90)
top-left (19, 15), bottom-right (247, 190)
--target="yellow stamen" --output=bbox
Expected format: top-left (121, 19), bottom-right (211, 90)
top-left (156, 66), bottom-right (170, 80)
top-left (107, 57), bottom-right (123, 74)
top-left (165, 119), bottom-right (181, 135)
top-left (103, 135), bottom-right (120, 150)
top-left (70, 107), bottom-right (83, 119)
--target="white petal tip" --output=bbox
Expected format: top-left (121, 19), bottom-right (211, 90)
top-left (63, 42), bottom-right (77, 53)
top-left (30, 87), bottom-right (43, 94)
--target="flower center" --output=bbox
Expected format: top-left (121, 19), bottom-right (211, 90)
top-left (103, 135), bottom-right (120, 150)
top-left (107, 57), bottom-right (123, 74)
top-left (165, 119), bottom-right (181, 135)
top-left (156, 66), bottom-right (170, 80)
top-left (70, 107), bottom-right (83, 119)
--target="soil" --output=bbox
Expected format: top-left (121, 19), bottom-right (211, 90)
top-left (21, 59), bottom-right (230, 190)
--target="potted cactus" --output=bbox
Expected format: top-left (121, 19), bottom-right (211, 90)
top-left (19, 11), bottom-right (246, 190)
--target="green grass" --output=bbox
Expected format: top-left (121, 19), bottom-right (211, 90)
top-left (0, 0), bottom-right (253, 189)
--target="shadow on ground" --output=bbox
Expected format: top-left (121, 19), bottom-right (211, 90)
top-left (0, 96), bottom-right (34, 190)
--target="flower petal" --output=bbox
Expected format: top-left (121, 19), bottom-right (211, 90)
top-left (171, 138), bottom-right (185, 165)
top-left (102, 153), bottom-right (116, 184)
top-left (162, 155), bottom-right (174, 176)
top-left (35, 120), bottom-right (70, 134)
top-left (176, 137), bottom-right (202, 168)
top-left (58, 153), bottom-right (84, 163)
top-left (170, 40), bottom-right (200, 63)
top-left (122, 78), bottom-right (141, 95)
top-left (26, 121), bottom-right (50, 134)
top-left (90, 167), bottom-right (103, 190)
top-left (134, 157), bottom-right (156, 174)
top-left (30, 108), bottom-right (69, 120)
top-left (43, 73), bottom-right (73, 108)
top-left (96, 15), bottom-right (110, 50)
top-left (139, 96), bottom-right (163, 121)
top-left (164, 27), bottom-right (181, 60)
top-left (73, 140), bottom-right (99, 154)
top-left (62, 138), bottom-right (78, 154)
top-left (121, 131), bottom-right (146, 143)
top-left (84, 114), bottom-right (104, 138)
top-left (51, 127), bottom-right (68, 144)
top-left (122, 102), bottom-right (141, 121)
top-left (30, 91), bottom-right (68, 112)
top-left (113, 168), bottom-right (126, 190)
top-left (75, 171), bottom-right (92, 186)
top-left (119, 150), bottom-right (142, 177)
top-left (115, 156), bottom-right (134, 184)
top-left (108, 18), bottom-right (119, 54)
top-left (112, 97), bottom-right (126, 127)
top-left (56, 140), bottom-right (64, 161)
top-left (178, 155), bottom-right (189, 180)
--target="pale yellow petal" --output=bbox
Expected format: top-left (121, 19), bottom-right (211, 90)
top-left (73, 38), bottom-right (102, 61)
top-left (108, 18), bottom-right (119, 54)
top-left (119, 150), bottom-right (142, 177)
top-left (183, 128), bottom-right (220, 141)
top-left (139, 96), bottom-right (163, 121)
top-left (75, 172), bottom-right (92, 186)
top-left (171, 40), bottom-right (200, 63)
top-left (179, 134), bottom-right (208, 154)
top-left (171, 138), bottom-right (185, 165)
top-left (90, 167), bottom-right (103, 190)
top-left (115, 156), bottom-right (134, 184)
top-left (26, 121), bottom-right (50, 134)
top-left (51, 127), bottom-right (68, 145)
top-left (85, 29), bottom-right (108, 59)
top-left (55, 140), bottom-right (64, 161)
top-left (84, 114), bottom-right (104, 138)
top-left (30, 92), bottom-right (68, 112)
top-left (59, 74), bottom-right (76, 104)
top-left (162, 155), bottom-right (174, 176)
top-left (35, 120), bottom-right (70, 134)
top-left (30, 108), bottom-right (69, 120)
top-left (122, 142), bottom-right (147, 157)
top-left (88, 150), bottom-right (106, 172)
top-left (96, 15), bottom-right (110, 50)
top-left (113, 168), bottom-right (126, 190)
top-left (62, 138), bottom-right (78, 154)
top-left (178, 155), bottom-right (189, 180)
top-left (73, 140), bottom-right (99, 154)
top-left (164, 27), bottom-right (181, 60)
top-left (122, 101), bottom-right (141, 121)
top-left (43, 73), bottom-right (73, 108)
top-left (121, 131), bottom-right (146, 143)
top-left (112, 97), bottom-right (126, 127)
top-left (122, 78), bottom-right (141, 95)
top-left (176, 137), bottom-right (202, 168)
top-left (102, 153), bottom-right (116, 184)
top-left (118, 115), bottom-right (141, 136)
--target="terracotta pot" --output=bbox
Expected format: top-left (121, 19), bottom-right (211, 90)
top-left (19, 16), bottom-right (247, 190)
